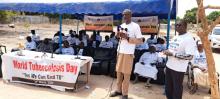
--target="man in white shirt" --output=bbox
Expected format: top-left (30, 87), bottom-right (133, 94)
top-left (133, 45), bottom-right (162, 87)
top-left (147, 34), bottom-right (157, 45)
top-left (96, 31), bottom-right (102, 42)
top-left (110, 9), bottom-right (143, 99)
top-left (163, 20), bottom-right (196, 99)
top-left (29, 30), bottom-right (40, 42)
top-left (190, 41), bottom-right (209, 94)
top-left (109, 32), bottom-right (119, 48)
top-left (25, 36), bottom-right (36, 51)
top-left (155, 37), bottom-right (166, 52)
top-left (135, 38), bottom-right (149, 50)
top-left (67, 34), bottom-right (76, 46)
top-left (99, 35), bottom-right (113, 48)
top-left (55, 40), bottom-right (74, 55)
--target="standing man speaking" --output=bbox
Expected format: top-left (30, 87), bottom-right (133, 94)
top-left (110, 9), bottom-right (143, 99)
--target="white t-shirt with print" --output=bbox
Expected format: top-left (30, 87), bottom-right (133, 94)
top-left (193, 51), bottom-right (207, 69)
top-left (166, 33), bottom-right (196, 72)
top-left (118, 22), bottom-right (143, 54)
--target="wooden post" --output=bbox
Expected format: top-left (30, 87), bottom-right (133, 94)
top-left (196, 0), bottom-right (220, 98)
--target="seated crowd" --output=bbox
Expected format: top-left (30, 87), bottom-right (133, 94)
top-left (21, 29), bottom-right (211, 93)
top-left (24, 30), bottom-right (166, 55)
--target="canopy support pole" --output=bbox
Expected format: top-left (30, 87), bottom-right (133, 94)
top-left (166, 11), bottom-right (171, 48)
top-left (59, 14), bottom-right (63, 52)
top-left (174, 15), bottom-right (177, 35)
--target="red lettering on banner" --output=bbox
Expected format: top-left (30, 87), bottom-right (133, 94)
top-left (29, 62), bottom-right (65, 72)
top-left (66, 63), bottom-right (78, 75)
top-left (13, 60), bottom-right (28, 70)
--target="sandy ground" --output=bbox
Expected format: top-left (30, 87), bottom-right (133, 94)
top-left (0, 75), bottom-right (212, 99)
top-left (0, 24), bottom-right (216, 99)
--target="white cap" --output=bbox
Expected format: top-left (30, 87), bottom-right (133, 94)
top-left (123, 9), bottom-right (132, 14)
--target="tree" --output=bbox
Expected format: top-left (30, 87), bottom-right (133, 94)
top-left (207, 11), bottom-right (220, 21)
top-left (176, 16), bottom-right (181, 21)
top-left (196, 0), bottom-right (220, 98)
top-left (183, 7), bottom-right (197, 24)
top-left (0, 11), bottom-right (17, 23)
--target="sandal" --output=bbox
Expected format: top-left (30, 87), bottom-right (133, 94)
top-left (145, 83), bottom-right (152, 88)
top-left (189, 85), bottom-right (197, 94)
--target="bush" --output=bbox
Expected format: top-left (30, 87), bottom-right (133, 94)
top-left (0, 11), bottom-right (18, 23)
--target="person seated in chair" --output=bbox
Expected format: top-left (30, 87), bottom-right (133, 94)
top-left (67, 33), bottom-right (76, 46)
top-left (190, 41), bottom-right (209, 94)
top-left (135, 38), bottom-right (149, 50)
top-left (29, 30), bottom-right (40, 43)
top-left (55, 40), bottom-right (74, 55)
top-left (89, 32), bottom-right (100, 48)
top-left (77, 42), bottom-right (88, 56)
top-left (37, 38), bottom-right (53, 53)
top-left (99, 35), bottom-right (113, 48)
top-left (133, 45), bottom-right (162, 87)
top-left (155, 37), bottom-right (166, 52)
top-left (53, 31), bottom-right (65, 44)
top-left (25, 36), bottom-right (36, 51)
top-left (146, 34), bottom-right (157, 45)
top-left (109, 32), bottom-right (118, 48)
top-left (96, 31), bottom-right (102, 42)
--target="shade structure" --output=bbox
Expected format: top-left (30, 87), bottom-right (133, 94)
top-left (0, 0), bottom-right (176, 19)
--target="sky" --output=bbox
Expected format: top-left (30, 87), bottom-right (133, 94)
top-left (178, 0), bottom-right (220, 18)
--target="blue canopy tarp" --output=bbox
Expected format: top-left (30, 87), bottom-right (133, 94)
top-left (0, 0), bottom-right (176, 49)
top-left (0, 0), bottom-right (176, 19)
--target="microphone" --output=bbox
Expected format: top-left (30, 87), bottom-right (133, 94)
top-left (125, 28), bottom-right (128, 32)
top-left (117, 26), bottom-right (121, 32)
top-left (75, 47), bottom-right (81, 59)
top-left (41, 52), bottom-right (48, 59)
top-left (125, 28), bottom-right (129, 37)
top-left (51, 41), bottom-right (54, 58)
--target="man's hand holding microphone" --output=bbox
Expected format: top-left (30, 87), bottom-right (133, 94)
top-left (116, 26), bottom-right (129, 40)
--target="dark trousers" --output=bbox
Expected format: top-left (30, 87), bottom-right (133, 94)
top-left (165, 67), bottom-right (185, 99)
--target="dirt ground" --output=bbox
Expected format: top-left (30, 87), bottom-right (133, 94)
top-left (0, 24), bottom-right (214, 99)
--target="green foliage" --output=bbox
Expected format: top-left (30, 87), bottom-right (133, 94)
top-left (176, 16), bottom-right (181, 21)
top-left (0, 11), bottom-right (18, 23)
top-left (160, 19), bottom-right (168, 24)
top-left (183, 7), bottom-right (197, 24)
top-left (207, 11), bottom-right (220, 21)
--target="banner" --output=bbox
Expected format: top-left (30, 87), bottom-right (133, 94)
top-left (2, 50), bottom-right (93, 91)
top-left (84, 15), bottom-right (113, 31)
top-left (132, 16), bottom-right (159, 34)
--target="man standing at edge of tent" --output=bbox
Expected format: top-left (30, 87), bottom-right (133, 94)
top-left (163, 19), bottom-right (196, 99)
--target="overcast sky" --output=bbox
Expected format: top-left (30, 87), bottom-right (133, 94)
top-left (0, 0), bottom-right (219, 18)
top-left (178, 0), bottom-right (220, 18)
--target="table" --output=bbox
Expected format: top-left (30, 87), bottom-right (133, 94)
top-left (1, 50), bottom-right (93, 91)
